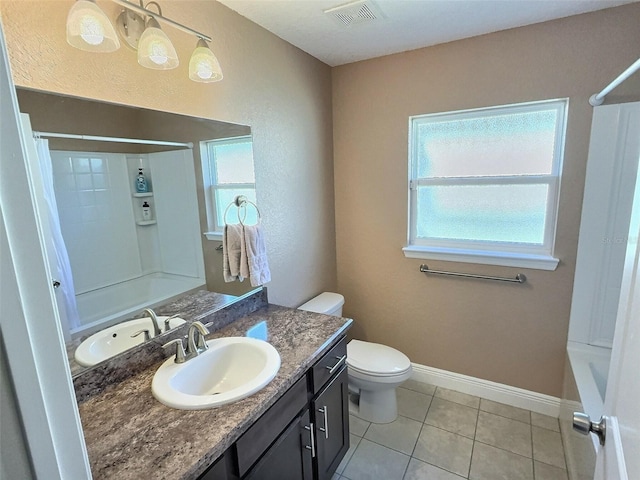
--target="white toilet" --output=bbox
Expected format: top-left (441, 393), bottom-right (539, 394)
top-left (298, 292), bottom-right (412, 424)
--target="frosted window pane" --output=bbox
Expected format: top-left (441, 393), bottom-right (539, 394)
top-left (211, 141), bottom-right (255, 184)
top-left (215, 188), bottom-right (258, 228)
top-left (416, 184), bottom-right (548, 244)
top-left (417, 109), bottom-right (558, 178)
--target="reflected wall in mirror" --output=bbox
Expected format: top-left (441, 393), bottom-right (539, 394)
top-left (16, 88), bottom-right (259, 373)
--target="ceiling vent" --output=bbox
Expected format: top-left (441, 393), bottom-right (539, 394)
top-left (324, 0), bottom-right (385, 28)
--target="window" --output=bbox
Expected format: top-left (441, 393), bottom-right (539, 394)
top-left (201, 136), bottom-right (256, 240)
top-left (404, 99), bottom-right (568, 270)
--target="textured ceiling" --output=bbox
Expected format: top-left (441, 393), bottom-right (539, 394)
top-left (217, 0), bottom-right (637, 66)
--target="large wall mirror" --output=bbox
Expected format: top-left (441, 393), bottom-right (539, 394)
top-left (16, 88), bottom-right (259, 374)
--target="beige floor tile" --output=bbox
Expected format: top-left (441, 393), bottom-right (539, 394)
top-left (413, 425), bottom-right (473, 477)
top-left (534, 461), bottom-right (568, 480)
top-left (349, 414), bottom-right (370, 437)
top-left (470, 442), bottom-right (534, 480)
top-left (475, 411), bottom-right (532, 458)
top-left (363, 415), bottom-right (422, 455)
top-left (336, 434), bottom-right (361, 474)
top-left (342, 438), bottom-right (410, 480)
top-left (402, 379), bottom-right (437, 396)
top-left (425, 397), bottom-right (478, 438)
top-left (397, 388), bottom-right (433, 422)
top-left (479, 399), bottom-right (531, 424)
top-left (531, 412), bottom-right (560, 432)
top-left (435, 387), bottom-right (481, 408)
top-left (404, 457), bottom-right (466, 480)
top-left (532, 426), bottom-right (566, 469)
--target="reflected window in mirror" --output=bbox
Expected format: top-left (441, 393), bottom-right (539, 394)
top-left (201, 136), bottom-right (257, 240)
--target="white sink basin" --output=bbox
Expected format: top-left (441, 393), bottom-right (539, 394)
top-left (152, 337), bottom-right (281, 410)
top-left (74, 316), bottom-right (186, 367)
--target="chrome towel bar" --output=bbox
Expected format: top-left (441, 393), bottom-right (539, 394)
top-left (419, 264), bottom-right (527, 284)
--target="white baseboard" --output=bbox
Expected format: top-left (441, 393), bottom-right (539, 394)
top-left (411, 362), bottom-right (562, 417)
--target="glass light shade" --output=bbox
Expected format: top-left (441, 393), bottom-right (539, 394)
top-left (66, 0), bottom-right (120, 52)
top-left (137, 17), bottom-right (179, 70)
top-left (189, 39), bottom-right (223, 82)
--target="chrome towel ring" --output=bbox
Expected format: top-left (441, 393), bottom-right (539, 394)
top-left (223, 195), bottom-right (261, 226)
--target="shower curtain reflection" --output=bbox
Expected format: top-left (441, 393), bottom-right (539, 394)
top-left (34, 137), bottom-right (80, 336)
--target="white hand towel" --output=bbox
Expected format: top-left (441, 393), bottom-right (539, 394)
top-left (223, 224), bottom-right (245, 282)
top-left (241, 223), bottom-right (271, 287)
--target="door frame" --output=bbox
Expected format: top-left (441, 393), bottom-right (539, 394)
top-left (0, 21), bottom-right (92, 479)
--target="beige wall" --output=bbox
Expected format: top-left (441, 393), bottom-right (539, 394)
top-left (332, 4), bottom-right (640, 397)
top-left (0, 0), bottom-right (336, 307)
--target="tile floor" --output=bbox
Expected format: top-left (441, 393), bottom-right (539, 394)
top-left (333, 380), bottom-right (569, 480)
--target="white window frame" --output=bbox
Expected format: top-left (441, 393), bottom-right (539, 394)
top-left (403, 99), bottom-right (568, 271)
top-left (200, 135), bottom-right (255, 241)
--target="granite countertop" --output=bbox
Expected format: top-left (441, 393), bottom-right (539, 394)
top-left (78, 304), bottom-right (352, 480)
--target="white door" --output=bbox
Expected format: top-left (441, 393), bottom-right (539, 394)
top-left (0, 21), bottom-right (91, 479)
top-left (583, 104), bottom-right (640, 479)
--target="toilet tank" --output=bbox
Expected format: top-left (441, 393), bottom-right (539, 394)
top-left (298, 292), bottom-right (344, 316)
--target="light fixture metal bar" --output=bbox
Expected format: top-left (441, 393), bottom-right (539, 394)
top-left (110, 0), bottom-right (212, 42)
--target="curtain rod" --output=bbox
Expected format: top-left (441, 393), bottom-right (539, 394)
top-left (34, 131), bottom-right (193, 149)
top-left (590, 57), bottom-right (640, 106)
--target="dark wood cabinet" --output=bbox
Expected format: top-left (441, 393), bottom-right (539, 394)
top-left (245, 410), bottom-right (314, 480)
top-left (198, 336), bottom-right (349, 480)
top-left (312, 367), bottom-right (349, 480)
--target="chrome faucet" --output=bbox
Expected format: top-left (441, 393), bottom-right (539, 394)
top-left (143, 308), bottom-right (162, 336)
top-left (186, 321), bottom-right (210, 360)
top-left (162, 321), bottom-right (211, 364)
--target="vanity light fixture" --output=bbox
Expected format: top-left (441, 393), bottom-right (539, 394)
top-left (189, 38), bottom-right (223, 83)
top-left (65, 0), bottom-right (223, 82)
top-left (136, 3), bottom-right (179, 70)
top-left (66, 0), bottom-right (120, 52)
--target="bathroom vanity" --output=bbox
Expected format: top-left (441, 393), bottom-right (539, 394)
top-left (203, 338), bottom-right (349, 480)
top-left (75, 290), bottom-right (352, 480)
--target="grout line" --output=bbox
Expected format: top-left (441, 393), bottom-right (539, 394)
top-left (473, 439), bottom-right (534, 461)
top-left (478, 409), bottom-right (533, 427)
top-left (530, 409), bottom-right (536, 480)
top-left (467, 401), bottom-right (482, 478)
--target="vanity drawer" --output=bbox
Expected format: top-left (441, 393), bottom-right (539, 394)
top-left (311, 337), bottom-right (347, 394)
top-left (236, 374), bottom-right (308, 477)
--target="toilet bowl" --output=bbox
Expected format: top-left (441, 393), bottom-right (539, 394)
top-left (298, 292), bottom-right (412, 424)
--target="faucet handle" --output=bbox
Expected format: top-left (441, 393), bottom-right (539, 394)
top-left (162, 338), bottom-right (186, 364)
top-left (164, 313), bottom-right (181, 332)
top-left (131, 329), bottom-right (151, 341)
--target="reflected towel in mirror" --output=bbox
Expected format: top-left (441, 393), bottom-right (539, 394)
top-left (223, 224), bottom-right (245, 282)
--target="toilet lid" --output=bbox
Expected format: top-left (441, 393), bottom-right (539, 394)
top-left (347, 340), bottom-right (411, 376)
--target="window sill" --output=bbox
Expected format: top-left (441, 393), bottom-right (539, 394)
top-left (204, 231), bottom-right (223, 241)
top-left (402, 245), bottom-right (559, 271)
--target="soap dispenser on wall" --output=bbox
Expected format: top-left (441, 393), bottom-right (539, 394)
top-left (135, 168), bottom-right (149, 193)
top-left (142, 201), bottom-right (152, 221)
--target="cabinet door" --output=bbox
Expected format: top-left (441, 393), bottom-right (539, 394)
top-left (244, 409), bottom-right (314, 480)
top-left (312, 367), bottom-right (349, 480)
top-left (199, 451), bottom-right (233, 480)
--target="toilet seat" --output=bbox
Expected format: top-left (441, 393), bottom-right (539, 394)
top-left (347, 340), bottom-right (411, 377)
